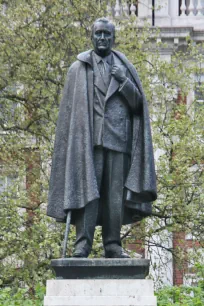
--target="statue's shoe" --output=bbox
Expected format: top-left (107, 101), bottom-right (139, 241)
top-left (105, 247), bottom-right (130, 258)
top-left (73, 248), bottom-right (89, 258)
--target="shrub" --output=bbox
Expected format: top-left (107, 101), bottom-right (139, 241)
top-left (0, 284), bottom-right (45, 306)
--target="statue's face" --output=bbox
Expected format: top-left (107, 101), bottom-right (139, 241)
top-left (92, 21), bottom-right (114, 57)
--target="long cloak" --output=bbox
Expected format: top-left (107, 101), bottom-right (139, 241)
top-left (47, 50), bottom-right (157, 224)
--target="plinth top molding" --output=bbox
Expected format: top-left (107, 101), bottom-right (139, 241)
top-left (51, 258), bottom-right (150, 279)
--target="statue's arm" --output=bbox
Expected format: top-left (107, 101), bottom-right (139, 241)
top-left (118, 77), bottom-right (143, 114)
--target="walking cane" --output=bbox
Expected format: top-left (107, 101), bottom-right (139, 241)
top-left (62, 210), bottom-right (72, 258)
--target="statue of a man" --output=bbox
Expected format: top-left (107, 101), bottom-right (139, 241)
top-left (47, 18), bottom-right (157, 258)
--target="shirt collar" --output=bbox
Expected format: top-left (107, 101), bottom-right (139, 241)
top-left (93, 52), bottom-right (112, 65)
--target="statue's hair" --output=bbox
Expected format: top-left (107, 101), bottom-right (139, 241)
top-left (91, 17), bottom-right (115, 39)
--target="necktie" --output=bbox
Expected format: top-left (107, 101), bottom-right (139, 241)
top-left (101, 59), bottom-right (109, 74)
top-left (100, 59), bottom-right (111, 86)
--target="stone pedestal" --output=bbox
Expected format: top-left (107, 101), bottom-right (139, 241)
top-left (44, 259), bottom-right (157, 306)
top-left (44, 279), bottom-right (156, 306)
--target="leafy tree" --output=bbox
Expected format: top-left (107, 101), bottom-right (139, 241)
top-left (117, 21), bottom-right (204, 286)
top-left (0, 0), bottom-right (107, 292)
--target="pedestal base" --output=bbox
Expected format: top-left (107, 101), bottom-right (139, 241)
top-left (44, 279), bottom-right (157, 306)
top-left (44, 259), bottom-right (157, 305)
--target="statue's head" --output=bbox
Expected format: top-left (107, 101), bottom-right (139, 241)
top-left (91, 17), bottom-right (115, 57)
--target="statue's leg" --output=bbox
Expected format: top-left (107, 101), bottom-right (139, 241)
top-left (73, 200), bottom-right (99, 257)
top-left (73, 147), bottom-right (104, 257)
top-left (102, 150), bottom-right (130, 258)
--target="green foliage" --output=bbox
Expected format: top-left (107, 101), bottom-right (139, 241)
top-left (156, 265), bottom-right (204, 305)
top-left (157, 285), bottom-right (204, 306)
top-left (0, 284), bottom-right (45, 306)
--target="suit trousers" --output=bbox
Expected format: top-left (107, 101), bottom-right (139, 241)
top-left (74, 147), bottom-right (130, 253)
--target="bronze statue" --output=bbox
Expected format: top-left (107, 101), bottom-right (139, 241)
top-left (47, 18), bottom-right (157, 258)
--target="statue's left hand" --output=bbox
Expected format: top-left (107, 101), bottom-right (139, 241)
top-left (111, 65), bottom-right (127, 83)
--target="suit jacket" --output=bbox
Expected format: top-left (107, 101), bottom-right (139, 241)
top-left (47, 49), bottom-right (157, 224)
top-left (93, 52), bottom-right (142, 154)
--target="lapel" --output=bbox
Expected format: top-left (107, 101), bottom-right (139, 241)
top-left (105, 53), bottom-right (122, 102)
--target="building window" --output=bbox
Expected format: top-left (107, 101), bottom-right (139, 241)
top-left (0, 168), bottom-right (18, 205)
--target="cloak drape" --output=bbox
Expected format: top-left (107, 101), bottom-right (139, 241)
top-left (47, 50), bottom-right (157, 224)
